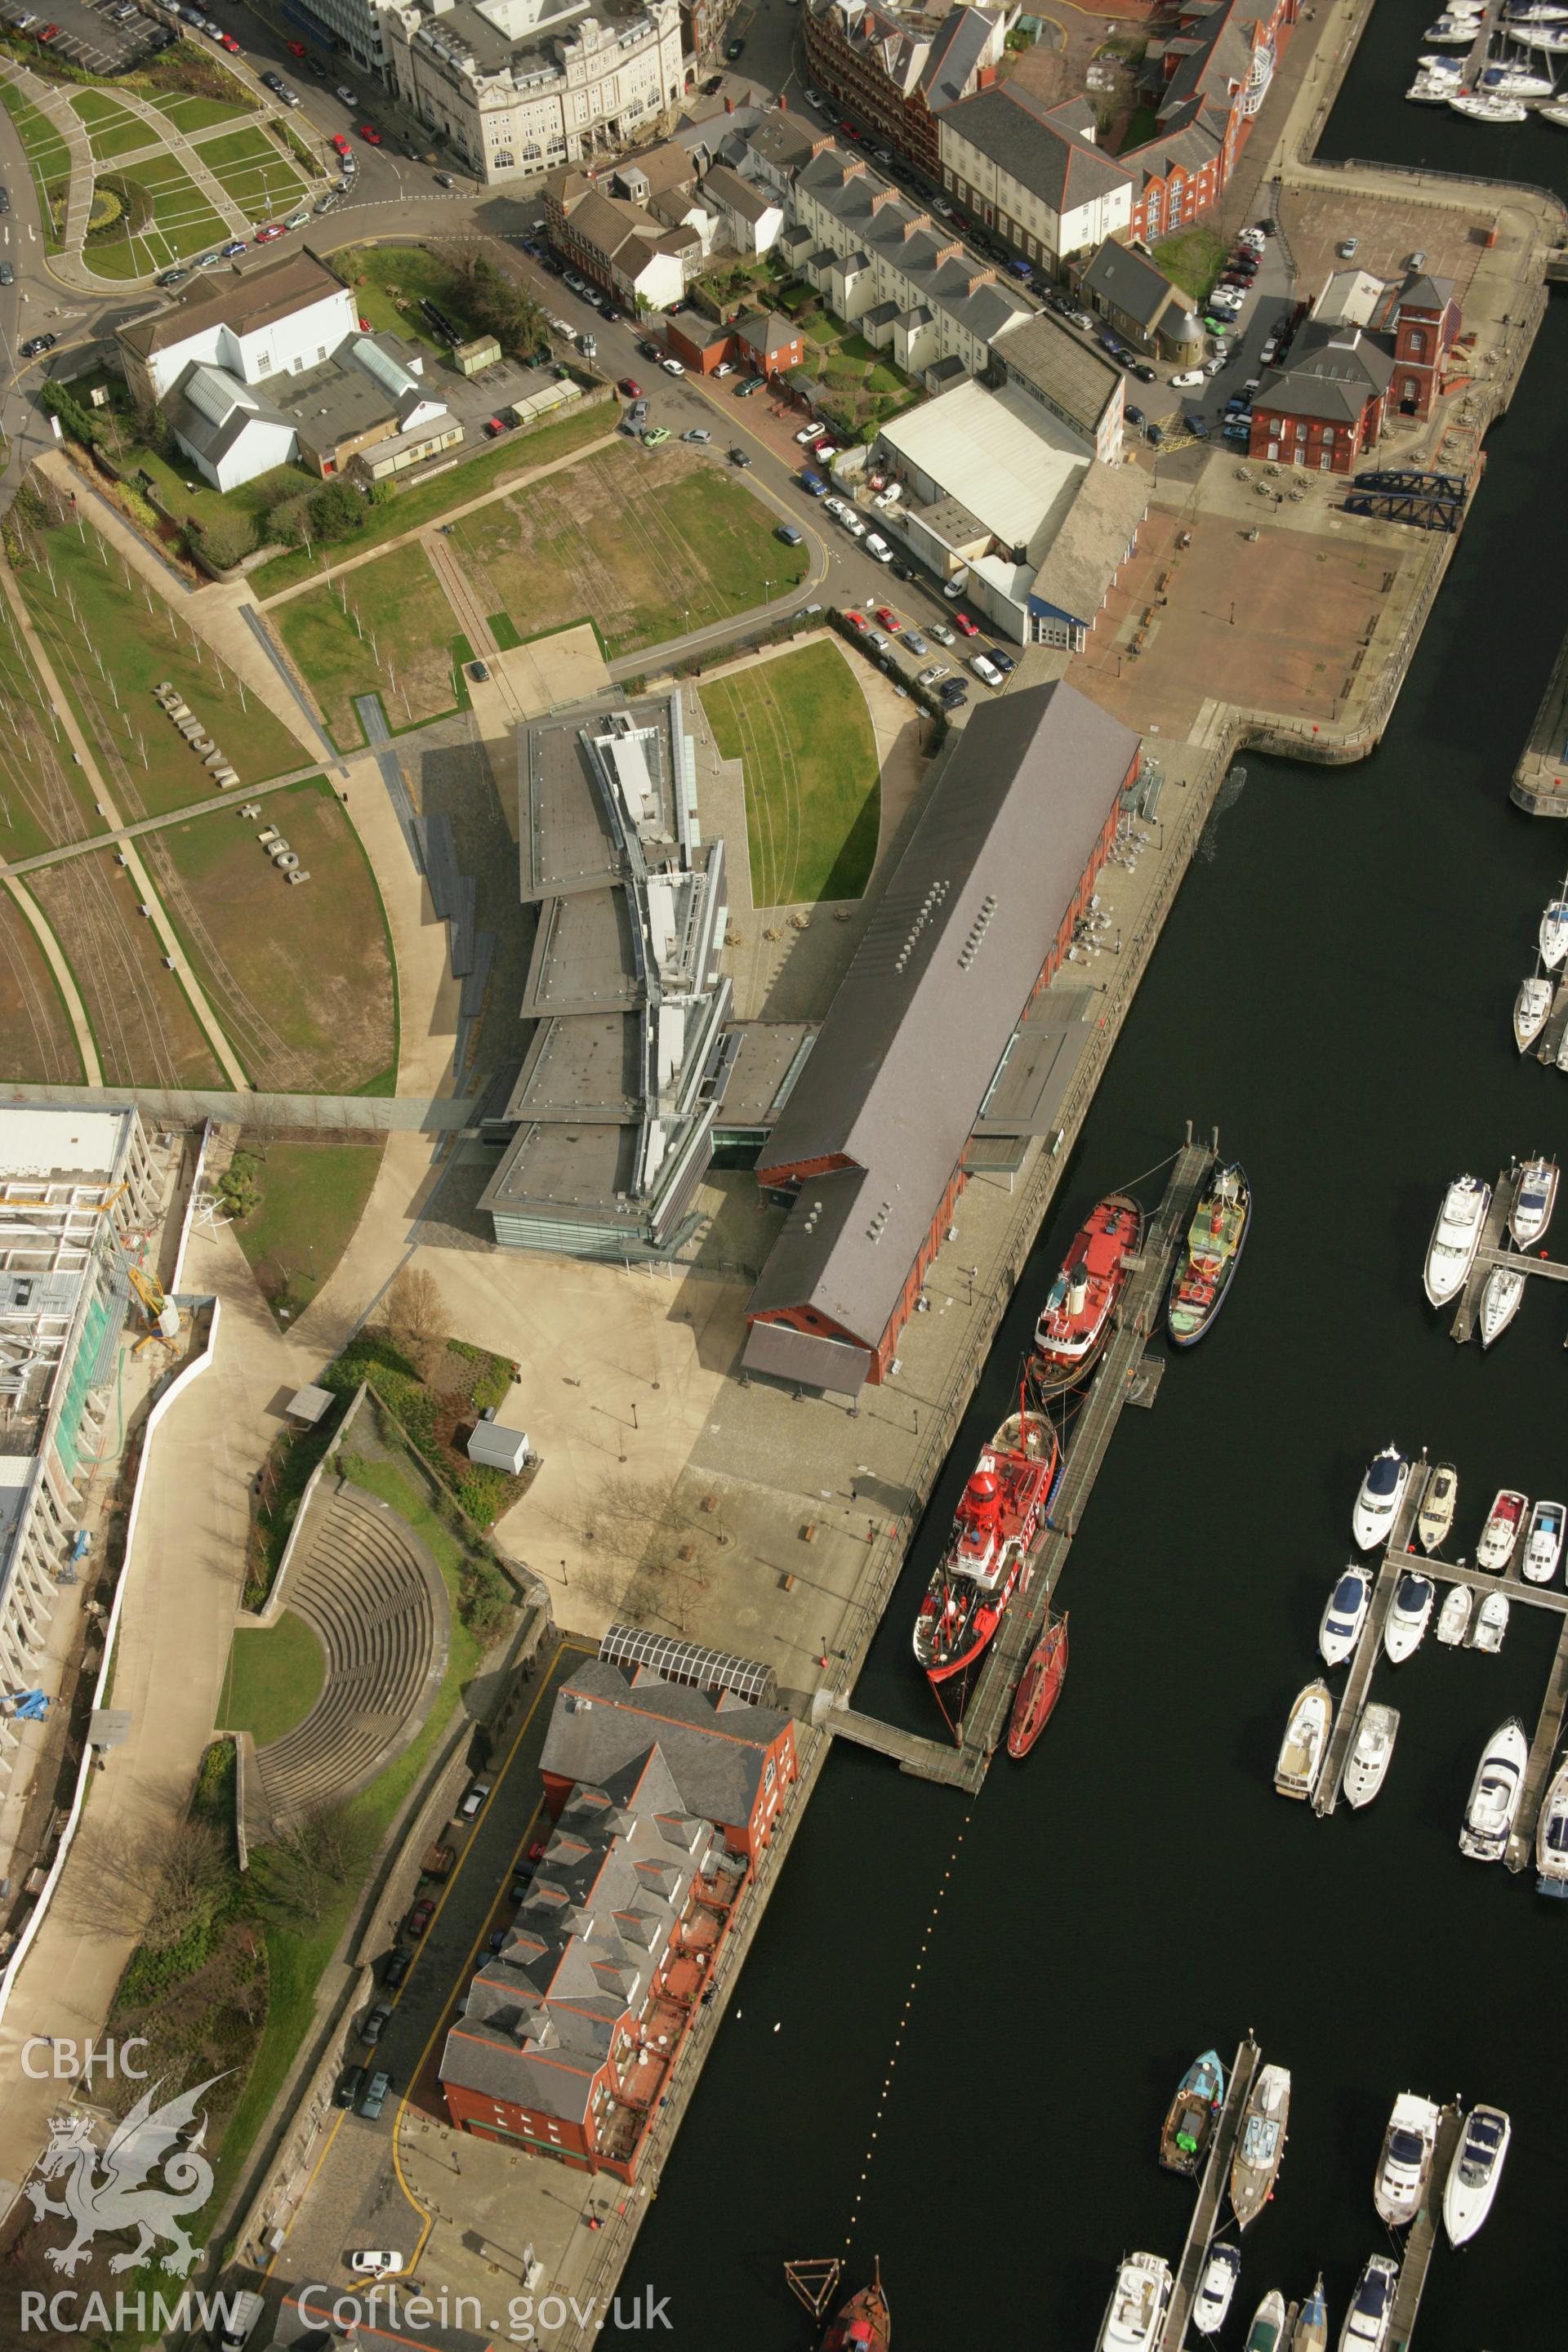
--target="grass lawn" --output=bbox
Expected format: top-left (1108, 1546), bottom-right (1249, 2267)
top-left (1151, 225), bottom-right (1228, 305)
top-left (252, 401), bottom-right (612, 596)
top-left (0, 887), bottom-right (85, 1085)
top-left (452, 447), bottom-right (808, 660)
top-left (216, 1610), bottom-right (324, 1746)
top-left (196, 122), bottom-right (305, 217)
top-left (115, 440), bottom-right (314, 543)
top-left (90, 150), bottom-right (229, 277)
top-left (69, 91), bottom-right (154, 161)
top-left (163, 92), bottom-right (252, 131)
top-left (275, 542), bottom-right (465, 749)
top-left (702, 640), bottom-right (880, 906)
top-left (29, 849), bottom-right (226, 1089)
top-left (230, 1140), bottom-right (385, 1321)
top-left (1120, 103), bottom-right (1160, 149)
top-left (147, 778), bottom-right (398, 1094)
top-left (334, 243), bottom-right (480, 359)
top-left (19, 520), bottom-right (302, 809)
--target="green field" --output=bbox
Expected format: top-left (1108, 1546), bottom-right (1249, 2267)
top-left (148, 778), bottom-right (399, 1094)
top-left (29, 848), bottom-right (226, 1090)
top-left (114, 441), bottom-right (314, 545)
top-left (1151, 225), bottom-right (1228, 305)
top-left (251, 400), bottom-right (612, 596)
top-left (449, 447), bottom-right (808, 660)
top-left (162, 92), bottom-right (252, 131)
top-left (333, 243), bottom-right (481, 359)
top-left (87, 150), bottom-right (229, 278)
top-left (217, 1610), bottom-right (324, 1746)
top-left (702, 641), bottom-right (880, 906)
top-left (275, 543), bottom-right (466, 750)
top-left (229, 1141), bottom-right (386, 1322)
top-left (18, 523), bottom-right (302, 813)
top-left (69, 90), bottom-right (154, 163)
top-left (196, 123), bottom-right (305, 220)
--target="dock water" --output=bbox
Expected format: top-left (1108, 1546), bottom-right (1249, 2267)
top-left (1388, 2103), bottom-right (1463, 2347)
top-left (1160, 2034), bottom-right (1262, 2352)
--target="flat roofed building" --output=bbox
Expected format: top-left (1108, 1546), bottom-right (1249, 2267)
top-left (991, 305), bottom-right (1124, 463)
top-left (745, 683), bottom-right (1140, 1393)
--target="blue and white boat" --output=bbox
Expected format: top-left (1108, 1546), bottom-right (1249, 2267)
top-left (1320, 1564), bottom-right (1370, 1667)
top-left (1510, 1155), bottom-right (1558, 1246)
top-left (1338, 2254), bottom-right (1396, 2350)
top-left (1535, 1752), bottom-right (1568, 1893)
top-left (1193, 2244), bottom-right (1242, 2338)
top-left (1443, 2105), bottom-right (1510, 2244)
top-left (1524, 1497), bottom-right (1564, 1584)
top-left (1290, 2275), bottom-right (1328, 2352)
top-left (1541, 882), bottom-right (1568, 971)
top-left (1353, 1446), bottom-right (1409, 1551)
top-left (1160, 2048), bottom-right (1226, 2175)
top-left (1383, 1570), bottom-right (1434, 1664)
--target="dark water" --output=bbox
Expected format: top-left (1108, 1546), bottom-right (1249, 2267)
top-left (624, 41), bottom-right (1568, 2351)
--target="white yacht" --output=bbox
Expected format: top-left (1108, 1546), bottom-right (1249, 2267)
top-left (1541, 883), bottom-right (1568, 969)
top-left (1098, 2252), bottom-right (1173, 2352)
top-left (1512, 972), bottom-right (1552, 1049)
top-left (1276, 1682), bottom-right (1333, 1800)
top-left (1459, 1717), bottom-right (1527, 1858)
top-left (1505, 2), bottom-right (1568, 22)
top-left (1518, 20), bottom-right (1568, 42)
top-left (1479, 1258), bottom-right (1526, 1347)
top-left (1193, 2244), bottom-right (1242, 2336)
top-left (1417, 49), bottom-right (1465, 68)
top-left (1451, 84), bottom-right (1530, 115)
top-left (1232, 2065), bottom-right (1291, 2227)
top-left (1424, 16), bottom-right (1478, 37)
top-left (1469, 1591), bottom-right (1510, 1653)
top-left (1523, 1497), bottom-right (1565, 1583)
top-left (1246, 2291), bottom-right (1289, 2352)
top-left (1443, 2104), bottom-right (1510, 2243)
top-left (1320, 1564), bottom-right (1371, 1666)
top-left (1383, 1569), bottom-right (1434, 1663)
top-left (1353, 1446), bottom-right (1410, 1550)
top-left (1338, 2254), bottom-right (1397, 2351)
top-left (1509, 1154), bottom-right (1558, 1244)
top-left (1479, 58), bottom-right (1556, 91)
top-left (1343, 1703), bottom-right (1400, 1807)
top-left (1416, 1461), bottom-right (1457, 1552)
top-left (1535, 1751), bottom-right (1568, 1891)
top-left (1423, 1175), bottom-right (1490, 1305)
top-left (1436, 1583), bottom-right (1472, 1646)
top-left (1407, 71), bottom-right (1458, 96)
top-left (1539, 92), bottom-right (1568, 113)
top-left (1477, 1486), bottom-right (1527, 1569)
top-left (1373, 2093), bottom-right (1441, 2226)
top-left (1554, 1013), bottom-right (1568, 1071)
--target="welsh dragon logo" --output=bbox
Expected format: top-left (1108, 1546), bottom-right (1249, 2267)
top-left (25, 2072), bottom-right (231, 2276)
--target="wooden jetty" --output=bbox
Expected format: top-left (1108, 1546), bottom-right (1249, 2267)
top-left (1313, 1471), bottom-right (1427, 1818)
top-left (1449, 1165), bottom-right (1568, 1343)
top-left (1536, 976), bottom-right (1568, 1064)
top-left (1460, 0), bottom-right (1507, 86)
top-left (1506, 1610), bottom-right (1568, 1873)
top-left (1161, 2034), bottom-right (1261, 2352)
top-left (1388, 2103), bottom-right (1463, 2348)
top-left (820, 1134), bottom-right (1214, 1793)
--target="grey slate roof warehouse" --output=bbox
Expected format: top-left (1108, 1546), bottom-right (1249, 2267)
top-left (745, 681), bottom-right (1140, 1396)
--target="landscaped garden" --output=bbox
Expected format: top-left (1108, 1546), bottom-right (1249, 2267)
top-left (81, 150), bottom-right (229, 279)
top-left (274, 541), bottom-right (470, 749)
top-left (197, 122), bottom-right (307, 220)
top-left (702, 639), bottom-right (880, 906)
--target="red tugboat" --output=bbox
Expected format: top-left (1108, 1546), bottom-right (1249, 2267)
top-left (913, 1397), bottom-right (1058, 1685)
top-left (1006, 1611), bottom-right (1069, 1759)
top-left (821, 2262), bottom-right (890, 2351)
top-left (1031, 1191), bottom-right (1144, 1396)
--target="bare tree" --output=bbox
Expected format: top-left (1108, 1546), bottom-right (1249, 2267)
top-left (63, 1811), bottom-right (226, 1944)
top-left (382, 1266), bottom-right (446, 1378)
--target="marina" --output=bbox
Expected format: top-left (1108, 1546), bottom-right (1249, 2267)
top-left (1387, 2105), bottom-right (1465, 2345)
top-left (1160, 2036), bottom-right (1262, 2352)
top-left (1445, 1164), bottom-right (1568, 1342)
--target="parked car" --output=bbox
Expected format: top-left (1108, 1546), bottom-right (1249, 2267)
top-left (220, 239), bottom-right (247, 258)
top-left (681, 427), bottom-right (711, 443)
top-left (336, 82), bottom-right (359, 102)
top-left (985, 646), bottom-right (1015, 674)
top-left (866, 629), bottom-right (890, 654)
top-left (822, 496), bottom-right (847, 520)
top-left (1337, 235), bottom-right (1359, 258)
top-left (800, 469), bottom-right (826, 496)
top-left (286, 35), bottom-right (307, 55)
top-left (638, 338), bottom-right (662, 361)
top-left (482, 416), bottom-right (508, 437)
top-left (728, 446), bottom-right (751, 467)
top-left (713, 360), bottom-right (733, 377)
top-left (19, 333), bottom-right (56, 359)
top-left (1170, 369), bottom-right (1205, 389)
top-left (840, 510), bottom-right (865, 537)
top-left (332, 132), bottom-right (353, 156)
top-left (362, 2002), bottom-right (393, 2045)
top-left (1131, 362), bottom-right (1156, 384)
top-left (335, 2065), bottom-right (366, 2109)
top-left (659, 355), bottom-right (684, 375)
top-left (902, 629), bottom-right (928, 655)
top-left (874, 605), bottom-right (901, 631)
top-left (953, 612), bottom-right (978, 637)
top-left (1259, 338), bottom-right (1279, 365)
top-left (156, 266), bottom-right (189, 289)
top-left (725, 33), bottom-right (744, 54)
top-left (383, 1946), bottom-right (412, 1988)
top-left (359, 2069), bottom-right (392, 2119)
top-left (794, 425), bottom-right (820, 444)
top-left (845, 610), bottom-right (868, 632)
top-left (863, 533), bottom-right (893, 564)
top-left (918, 663), bottom-right (950, 685)
top-left (643, 425), bottom-right (672, 446)
top-left (350, 2254), bottom-right (406, 2278)
top-left (468, 660), bottom-right (490, 682)
top-left (776, 522), bottom-right (804, 546)
top-left (1125, 405), bottom-right (1146, 429)
top-left (457, 1780), bottom-right (491, 1820)
top-left (255, 224), bottom-right (284, 243)
top-left (938, 681), bottom-right (968, 707)
top-left (1204, 352), bottom-right (1227, 378)
top-left (0, 265), bottom-right (11, 287)
top-left (406, 1897), bottom-right (435, 1937)
top-left (358, 123), bottom-right (382, 143)
top-left (618, 376), bottom-right (642, 399)
top-left (969, 653), bottom-right (1003, 688)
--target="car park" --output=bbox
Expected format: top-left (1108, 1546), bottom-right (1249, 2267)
top-left (644, 425), bottom-right (671, 446)
top-left (1170, 369), bottom-right (1205, 388)
top-left (359, 2069), bottom-right (391, 2120)
top-left (335, 2065), bottom-right (366, 2108)
top-left (969, 653), bottom-right (1003, 688)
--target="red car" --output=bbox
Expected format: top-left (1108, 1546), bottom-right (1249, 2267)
top-left (219, 31), bottom-right (238, 48)
top-left (255, 224), bottom-right (284, 243)
top-left (358, 123), bottom-right (382, 145)
top-left (953, 612), bottom-right (979, 637)
top-left (406, 1897), bottom-right (435, 1938)
top-left (332, 133), bottom-right (353, 155)
top-left (36, 23), bottom-right (60, 40)
top-left (286, 38), bottom-right (307, 56)
top-left (845, 610), bottom-right (868, 633)
top-left (617, 376), bottom-right (642, 399)
top-left (874, 606), bottom-right (900, 632)
top-left (483, 416), bottom-right (509, 437)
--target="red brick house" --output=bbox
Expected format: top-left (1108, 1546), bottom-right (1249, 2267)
top-left (731, 306), bottom-right (806, 377)
top-left (1248, 274), bottom-right (1461, 469)
top-left (1383, 271), bottom-right (1462, 419)
top-left (1123, 0), bottom-right (1299, 241)
top-left (802, 0), bottom-right (1007, 180)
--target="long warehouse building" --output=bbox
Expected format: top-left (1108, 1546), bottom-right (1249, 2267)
top-left (742, 679), bottom-right (1140, 1396)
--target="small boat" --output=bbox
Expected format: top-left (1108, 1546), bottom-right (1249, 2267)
top-left (1435, 1583), bottom-right (1472, 1646)
top-left (1166, 1161), bottom-right (1251, 1346)
top-left (1193, 2244), bottom-right (1242, 2338)
top-left (1352, 1446), bottom-right (1409, 1552)
top-left (1423, 1175), bottom-right (1490, 1306)
top-left (1479, 1258), bottom-right (1526, 1347)
top-left (1443, 2104), bottom-right (1510, 2245)
top-left (1510, 1154), bottom-right (1559, 1245)
top-left (1320, 1564), bottom-right (1371, 1667)
top-left (913, 1401), bottom-right (1058, 1684)
top-left (1275, 1681), bottom-right (1333, 1800)
top-left (1383, 1570), bottom-right (1434, 1663)
top-left (1448, 87), bottom-right (1527, 118)
top-left (1505, 1), bottom-right (1568, 21)
top-left (1513, 973), bottom-right (1552, 1049)
top-left (1005, 1612), bottom-right (1067, 1757)
top-left (1535, 1751), bottom-right (1568, 1892)
top-left (1407, 72), bottom-right (1457, 97)
top-left (1338, 2254), bottom-right (1397, 2351)
top-left (1557, 1015), bottom-right (1568, 1072)
top-left (1479, 59), bottom-right (1556, 91)
top-left (1468, 1591), bottom-right (1509, 1653)
top-left (1477, 1486), bottom-right (1526, 1570)
top-left (1231, 2062), bottom-right (1290, 2227)
top-left (1096, 2252), bottom-right (1171, 2352)
top-left (1424, 14), bottom-right (1480, 38)
top-left (1290, 2277), bottom-right (1329, 2352)
top-left (821, 2265), bottom-right (891, 2352)
top-left (1373, 2092), bottom-right (1441, 2226)
top-left (1160, 2047), bottom-right (1226, 2176)
top-left (1542, 882), bottom-right (1568, 969)
top-left (1459, 1715), bottom-right (1527, 1859)
top-left (1416, 1461), bottom-right (1457, 1553)
top-left (1246, 2292), bottom-right (1288, 2352)
top-left (1523, 1497), bottom-right (1565, 1583)
top-left (1342, 1703), bottom-right (1399, 1807)
top-left (1417, 49), bottom-right (1464, 67)
top-left (1032, 1190), bottom-right (1144, 1392)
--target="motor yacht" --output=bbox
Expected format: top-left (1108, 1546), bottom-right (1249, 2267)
top-left (1459, 1717), bottom-right (1527, 1858)
top-left (1338, 2255), bottom-right (1397, 2351)
top-left (1450, 78), bottom-right (1529, 109)
top-left (1423, 1175), bottom-right (1490, 1306)
top-left (1512, 972), bottom-right (1552, 1049)
top-left (1353, 1446), bottom-right (1409, 1551)
top-left (1479, 1258), bottom-right (1526, 1347)
top-left (1535, 1751), bottom-right (1568, 1892)
top-left (1232, 2065), bottom-right (1291, 2227)
top-left (1509, 1154), bottom-right (1558, 1244)
top-left (1097, 2253), bottom-right (1172, 2352)
top-left (1477, 1486), bottom-right (1526, 1570)
top-left (1479, 58), bottom-right (1556, 91)
top-left (1245, 2291), bottom-right (1288, 2352)
top-left (1383, 1570), bottom-right (1434, 1663)
top-left (1443, 2104), bottom-right (1510, 2244)
top-left (1275, 1682), bottom-right (1333, 1801)
top-left (1342, 1703), bottom-right (1399, 1807)
top-left (1320, 1564), bottom-right (1371, 1666)
top-left (1523, 1497), bottom-right (1565, 1583)
top-left (1416, 1461), bottom-right (1457, 1552)
top-left (1541, 882), bottom-right (1568, 969)
top-left (1470, 1592), bottom-right (1510, 1653)
top-left (1193, 2245), bottom-right (1242, 2337)
top-left (1373, 2093), bottom-right (1441, 2226)
top-left (1435, 1584), bottom-right (1472, 1646)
